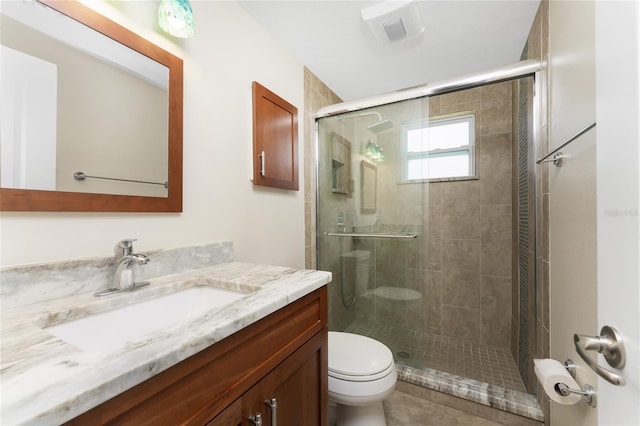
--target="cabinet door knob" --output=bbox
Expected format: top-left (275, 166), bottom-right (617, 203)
top-left (265, 398), bottom-right (277, 426)
top-left (248, 412), bottom-right (262, 426)
top-left (260, 151), bottom-right (266, 176)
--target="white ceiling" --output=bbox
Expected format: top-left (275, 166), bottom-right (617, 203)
top-left (237, 0), bottom-right (541, 102)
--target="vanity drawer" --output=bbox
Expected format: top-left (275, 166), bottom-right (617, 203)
top-left (66, 287), bottom-right (327, 425)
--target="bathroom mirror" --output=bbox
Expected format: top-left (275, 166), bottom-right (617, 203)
top-left (330, 132), bottom-right (352, 195)
top-left (0, 0), bottom-right (183, 212)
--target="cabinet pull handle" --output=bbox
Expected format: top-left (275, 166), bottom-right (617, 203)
top-left (248, 412), bottom-right (262, 426)
top-left (260, 151), bottom-right (266, 176)
top-left (265, 398), bottom-right (277, 425)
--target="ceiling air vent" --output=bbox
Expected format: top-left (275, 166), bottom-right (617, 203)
top-left (361, 0), bottom-right (425, 46)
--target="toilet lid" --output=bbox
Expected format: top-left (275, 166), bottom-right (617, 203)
top-left (328, 332), bottom-right (394, 380)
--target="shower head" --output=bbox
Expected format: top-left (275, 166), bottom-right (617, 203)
top-left (367, 118), bottom-right (394, 133)
top-left (338, 111), bottom-right (395, 133)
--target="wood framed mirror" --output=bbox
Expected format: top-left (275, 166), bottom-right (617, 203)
top-left (0, 0), bottom-right (183, 212)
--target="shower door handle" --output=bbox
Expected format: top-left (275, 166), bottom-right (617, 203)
top-left (324, 232), bottom-right (417, 239)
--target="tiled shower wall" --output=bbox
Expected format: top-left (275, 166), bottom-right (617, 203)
top-left (303, 67), bottom-right (351, 332)
top-left (425, 85), bottom-right (514, 349)
top-left (303, 67), bottom-right (341, 271)
top-left (517, 0), bottom-right (551, 419)
top-left (507, 0), bottom-right (551, 404)
top-left (306, 70), bottom-right (515, 349)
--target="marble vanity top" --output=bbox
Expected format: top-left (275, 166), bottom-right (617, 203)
top-left (1, 262), bottom-right (331, 425)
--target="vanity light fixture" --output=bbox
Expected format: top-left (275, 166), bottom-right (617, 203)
top-left (158, 0), bottom-right (195, 38)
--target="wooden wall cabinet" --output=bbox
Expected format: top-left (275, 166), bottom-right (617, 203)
top-left (252, 82), bottom-right (299, 191)
top-left (67, 288), bottom-right (327, 425)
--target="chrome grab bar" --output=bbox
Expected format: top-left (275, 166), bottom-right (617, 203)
top-left (535, 122), bottom-right (596, 165)
top-left (574, 325), bottom-right (626, 385)
top-left (74, 171), bottom-right (168, 188)
top-left (324, 232), bottom-right (417, 239)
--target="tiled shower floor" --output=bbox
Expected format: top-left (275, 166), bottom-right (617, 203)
top-left (345, 320), bottom-right (527, 394)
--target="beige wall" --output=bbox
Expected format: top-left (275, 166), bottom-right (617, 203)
top-left (548, 0), bottom-right (598, 425)
top-left (0, 1), bottom-right (305, 269)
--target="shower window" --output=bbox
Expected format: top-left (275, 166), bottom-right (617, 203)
top-left (402, 112), bottom-right (476, 181)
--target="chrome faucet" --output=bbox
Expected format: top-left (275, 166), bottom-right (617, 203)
top-left (94, 239), bottom-right (150, 297)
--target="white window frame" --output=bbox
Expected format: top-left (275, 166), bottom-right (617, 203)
top-left (401, 112), bottom-right (476, 182)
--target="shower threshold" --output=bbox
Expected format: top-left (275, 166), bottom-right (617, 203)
top-left (344, 320), bottom-right (544, 422)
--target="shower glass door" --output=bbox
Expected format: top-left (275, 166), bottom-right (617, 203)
top-left (317, 78), bottom-right (537, 397)
top-left (316, 97), bottom-right (431, 369)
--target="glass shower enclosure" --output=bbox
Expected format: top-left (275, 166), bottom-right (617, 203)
top-left (316, 67), bottom-right (539, 397)
top-left (317, 97), bottom-right (431, 369)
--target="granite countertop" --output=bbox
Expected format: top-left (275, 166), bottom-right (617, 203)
top-left (0, 262), bottom-right (331, 425)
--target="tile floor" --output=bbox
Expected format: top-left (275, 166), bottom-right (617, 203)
top-left (383, 389), bottom-right (506, 426)
top-left (346, 320), bottom-right (527, 393)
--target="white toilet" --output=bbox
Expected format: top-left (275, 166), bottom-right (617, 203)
top-left (328, 331), bottom-right (397, 426)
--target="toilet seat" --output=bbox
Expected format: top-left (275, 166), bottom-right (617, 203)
top-left (328, 331), bottom-right (397, 417)
top-left (328, 332), bottom-right (395, 381)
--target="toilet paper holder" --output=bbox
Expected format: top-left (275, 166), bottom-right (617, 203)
top-left (557, 359), bottom-right (597, 407)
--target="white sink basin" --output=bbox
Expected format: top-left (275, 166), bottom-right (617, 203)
top-left (44, 286), bottom-right (246, 352)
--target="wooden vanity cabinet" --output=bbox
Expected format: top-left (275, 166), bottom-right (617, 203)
top-left (208, 330), bottom-right (326, 426)
top-left (66, 287), bottom-right (327, 425)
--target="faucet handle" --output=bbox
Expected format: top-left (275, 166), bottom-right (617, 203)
top-left (115, 239), bottom-right (137, 257)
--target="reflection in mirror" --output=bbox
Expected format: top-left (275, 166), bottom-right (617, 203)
top-left (360, 160), bottom-right (377, 214)
top-left (0, 0), bottom-right (183, 211)
top-left (330, 132), bottom-right (351, 195)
